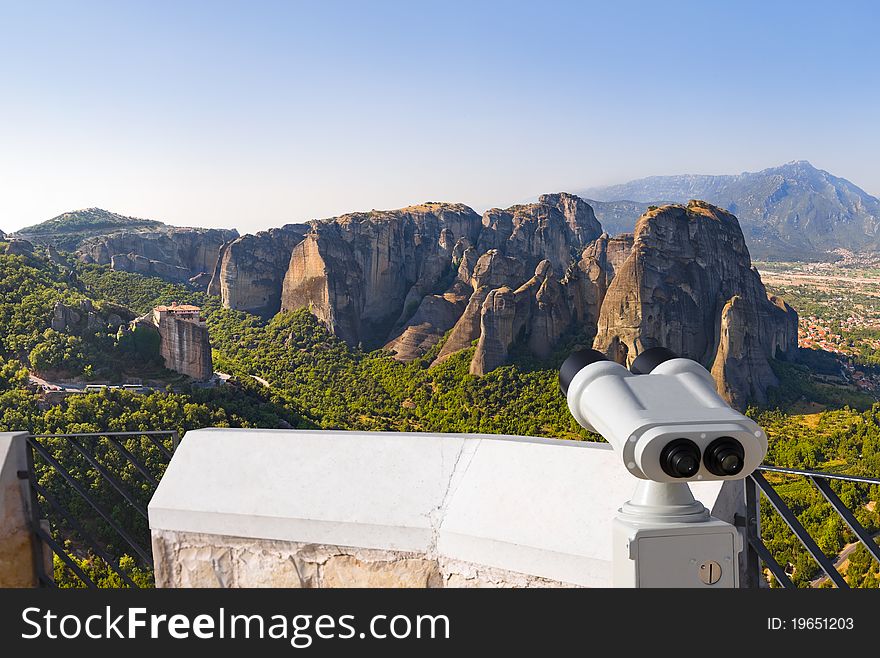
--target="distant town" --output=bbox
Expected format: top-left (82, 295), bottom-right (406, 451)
top-left (760, 258), bottom-right (880, 394)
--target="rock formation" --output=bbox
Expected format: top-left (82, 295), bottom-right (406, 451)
top-left (519, 261), bottom-right (572, 359)
top-left (50, 300), bottom-right (129, 334)
top-left (149, 305), bottom-right (213, 381)
top-left (208, 224), bottom-right (310, 316)
top-left (4, 239), bottom-right (34, 256)
top-left (281, 226), bottom-right (365, 346)
top-left (593, 200), bottom-right (798, 407)
top-left (469, 260), bottom-right (572, 375)
top-left (281, 204), bottom-right (482, 348)
top-left (382, 240), bottom-right (477, 361)
top-left (46, 244), bottom-right (66, 267)
top-left (477, 193), bottom-right (602, 273)
top-left (111, 253), bottom-right (193, 283)
top-left (198, 192), bottom-right (797, 407)
top-left (433, 250), bottom-right (526, 364)
top-left (563, 232), bottom-right (633, 326)
top-left (470, 287), bottom-right (517, 374)
top-left (78, 227), bottom-right (238, 279)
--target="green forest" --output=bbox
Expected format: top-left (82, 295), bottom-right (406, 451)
top-left (1, 242), bottom-right (878, 587)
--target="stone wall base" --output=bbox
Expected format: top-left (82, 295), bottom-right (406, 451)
top-left (151, 530), bottom-right (574, 588)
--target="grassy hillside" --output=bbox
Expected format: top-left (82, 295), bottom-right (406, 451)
top-left (15, 208), bottom-right (164, 250)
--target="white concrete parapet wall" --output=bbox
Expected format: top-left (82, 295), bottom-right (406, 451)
top-left (149, 429), bottom-right (742, 587)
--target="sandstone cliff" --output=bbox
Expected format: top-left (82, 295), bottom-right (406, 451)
top-left (477, 193), bottom-right (603, 273)
top-left (209, 224), bottom-right (310, 316)
top-left (469, 260), bottom-right (572, 375)
top-left (77, 226), bottom-right (238, 276)
top-left (111, 253), bottom-right (193, 283)
top-left (146, 311), bottom-right (213, 381)
top-left (433, 249), bottom-right (526, 364)
top-left (382, 240), bottom-right (475, 361)
top-left (281, 204), bottom-right (482, 348)
top-left (593, 200), bottom-right (798, 408)
top-left (563, 232), bottom-right (633, 326)
top-left (209, 194), bottom-right (797, 407)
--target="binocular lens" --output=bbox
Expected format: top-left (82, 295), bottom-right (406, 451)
top-left (704, 437), bottom-right (745, 476)
top-left (660, 439), bottom-right (701, 478)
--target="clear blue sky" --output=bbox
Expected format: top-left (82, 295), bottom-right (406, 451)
top-left (1, 0), bottom-right (878, 233)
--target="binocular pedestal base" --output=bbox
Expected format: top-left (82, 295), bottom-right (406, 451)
top-left (613, 482), bottom-right (742, 588)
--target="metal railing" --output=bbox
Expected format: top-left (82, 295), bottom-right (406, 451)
top-left (21, 431), bottom-right (179, 588)
top-left (17, 428), bottom-right (878, 588)
top-left (743, 465), bottom-right (880, 588)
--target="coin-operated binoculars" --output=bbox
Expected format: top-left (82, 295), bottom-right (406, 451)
top-left (560, 347), bottom-right (766, 587)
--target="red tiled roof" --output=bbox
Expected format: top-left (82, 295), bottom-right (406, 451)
top-left (155, 304), bottom-right (201, 312)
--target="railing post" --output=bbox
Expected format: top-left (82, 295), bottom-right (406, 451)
top-left (741, 475), bottom-right (763, 588)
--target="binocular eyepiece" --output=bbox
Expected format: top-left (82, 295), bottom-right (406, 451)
top-left (559, 346), bottom-right (679, 395)
top-left (559, 346), bottom-right (758, 482)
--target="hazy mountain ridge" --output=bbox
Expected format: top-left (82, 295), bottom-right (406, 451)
top-left (578, 161), bottom-right (880, 260)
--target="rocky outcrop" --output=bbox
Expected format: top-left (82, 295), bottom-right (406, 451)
top-left (711, 294), bottom-right (798, 409)
top-left (4, 240), bottom-right (34, 256)
top-left (433, 250), bottom-right (526, 364)
top-left (477, 193), bottom-right (602, 273)
top-left (50, 300), bottom-right (129, 334)
top-left (520, 261), bottom-right (572, 359)
top-left (46, 244), bottom-right (66, 267)
top-left (383, 239), bottom-right (477, 361)
top-left (593, 200), bottom-right (798, 408)
top-left (78, 227), bottom-right (238, 279)
top-left (209, 225), bottom-right (310, 316)
top-left (564, 232), bottom-right (634, 326)
top-left (382, 286), bottom-right (472, 361)
top-left (469, 260), bottom-right (572, 374)
top-left (470, 287), bottom-right (517, 374)
top-left (281, 226), bottom-right (364, 346)
top-left (448, 196), bottom-right (602, 371)
top-left (281, 204), bottom-right (482, 348)
top-left (111, 253), bottom-right (192, 282)
top-left (150, 310), bottom-right (213, 381)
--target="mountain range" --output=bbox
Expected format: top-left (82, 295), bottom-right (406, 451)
top-left (578, 161), bottom-right (880, 260)
top-left (9, 194), bottom-right (798, 408)
top-left (11, 161), bottom-right (879, 265)
top-left (253, 196), bottom-right (799, 408)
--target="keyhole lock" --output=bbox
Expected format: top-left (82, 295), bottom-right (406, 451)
top-left (698, 560), bottom-right (722, 585)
